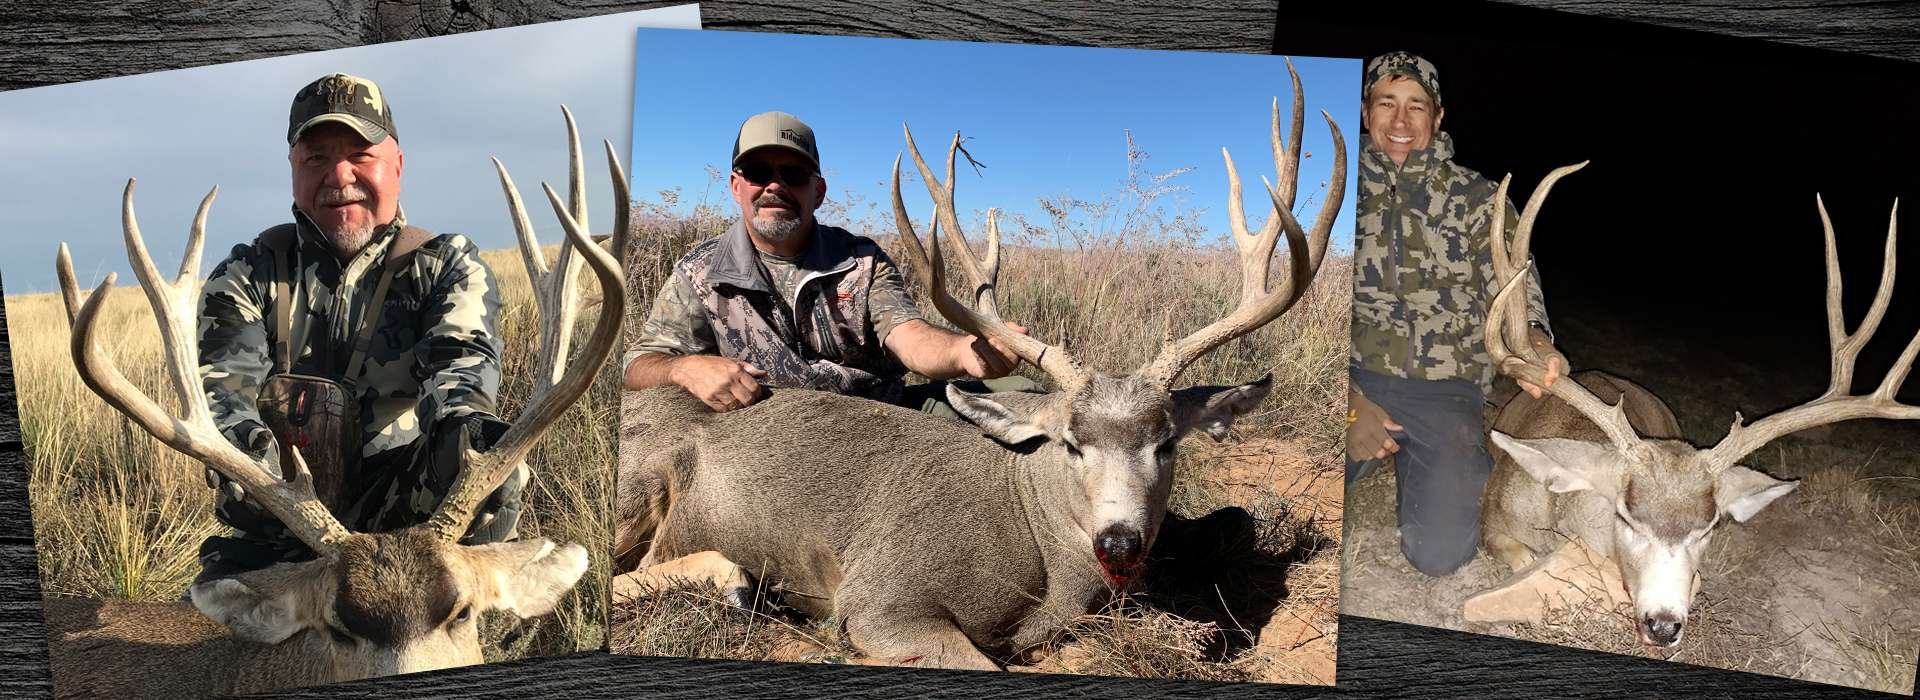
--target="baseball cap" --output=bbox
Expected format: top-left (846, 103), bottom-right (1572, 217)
top-left (731, 111), bottom-right (819, 172)
top-left (288, 73), bottom-right (398, 146)
top-left (1365, 51), bottom-right (1443, 108)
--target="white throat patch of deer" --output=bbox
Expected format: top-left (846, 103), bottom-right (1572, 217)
top-left (615, 59), bottom-right (1345, 671)
top-left (1471, 165), bottom-right (1919, 648)
top-left (44, 106), bottom-right (630, 697)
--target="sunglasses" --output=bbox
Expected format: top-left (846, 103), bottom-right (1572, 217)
top-left (734, 161), bottom-right (817, 188)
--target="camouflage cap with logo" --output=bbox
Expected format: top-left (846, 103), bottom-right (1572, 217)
top-left (1365, 51), bottom-right (1442, 109)
top-left (731, 111), bottom-right (820, 172)
top-left (288, 73), bottom-right (398, 146)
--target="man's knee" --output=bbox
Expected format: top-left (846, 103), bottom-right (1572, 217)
top-left (1401, 524), bottom-right (1480, 576)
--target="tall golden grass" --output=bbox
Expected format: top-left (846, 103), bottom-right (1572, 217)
top-left (13, 242), bottom-right (615, 662)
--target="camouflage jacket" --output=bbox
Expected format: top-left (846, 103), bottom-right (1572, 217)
top-left (199, 207), bottom-right (505, 466)
top-left (1351, 132), bottom-right (1552, 393)
top-left (627, 220), bottom-right (923, 402)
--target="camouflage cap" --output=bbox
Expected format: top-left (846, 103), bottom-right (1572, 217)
top-left (1365, 51), bottom-right (1442, 108)
top-left (731, 111), bottom-right (820, 171)
top-left (288, 73), bottom-right (398, 146)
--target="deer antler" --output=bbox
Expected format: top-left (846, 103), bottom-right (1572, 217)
top-left (892, 124), bottom-right (1090, 394)
top-left (60, 180), bottom-right (352, 554)
top-left (425, 122), bottom-right (631, 542)
top-left (1699, 196), bottom-right (1920, 472)
top-left (494, 105), bottom-right (593, 398)
top-left (1485, 162), bottom-right (1655, 458)
top-left (1139, 57), bottom-right (1347, 388)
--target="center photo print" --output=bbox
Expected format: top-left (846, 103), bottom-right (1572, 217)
top-left (609, 28), bottom-right (1358, 684)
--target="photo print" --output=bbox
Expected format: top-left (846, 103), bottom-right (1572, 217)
top-left (609, 28), bottom-right (1357, 684)
top-left (0, 6), bottom-right (697, 697)
top-left (1319, 17), bottom-right (1920, 695)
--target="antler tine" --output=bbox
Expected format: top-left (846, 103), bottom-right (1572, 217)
top-left (121, 179), bottom-right (218, 422)
top-left (908, 128), bottom-right (1001, 318)
top-left (1271, 57), bottom-right (1305, 212)
top-left (1705, 197), bottom-right (1920, 472)
top-left (892, 128), bottom-right (1088, 392)
top-left (66, 185), bottom-right (350, 553)
top-left (1485, 163), bottom-right (1648, 457)
top-left (425, 165), bottom-right (628, 542)
top-left (56, 243), bottom-right (80, 325)
top-left (495, 106), bottom-right (592, 395)
top-left (1139, 61), bottom-right (1345, 388)
top-left (605, 138), bottom-right (631, 265)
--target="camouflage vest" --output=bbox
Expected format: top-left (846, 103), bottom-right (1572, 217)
top-left (1351, 133), bottom-right (1550, 392)
top-left (677, 221), bottom-right (909, 402)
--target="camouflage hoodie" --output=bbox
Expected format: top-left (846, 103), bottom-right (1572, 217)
top-left (1351, 132), bottom-right (1552, 393)
top-left (199, 207), bottom-right (504, 466)
top-left (628, 219), bottom-right (923, 402)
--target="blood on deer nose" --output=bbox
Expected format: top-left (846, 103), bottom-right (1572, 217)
top-left (1093, 525), bottom-right (1144, 584)
top-left (1643, 614), bottom-right (1683, 647)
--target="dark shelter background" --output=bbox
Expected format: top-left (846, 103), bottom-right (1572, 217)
top-left (1278, 1), bottom-right (1920, 409)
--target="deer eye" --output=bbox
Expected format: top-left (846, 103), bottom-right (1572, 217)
top-left (453, 605), bottom-right (473, 625)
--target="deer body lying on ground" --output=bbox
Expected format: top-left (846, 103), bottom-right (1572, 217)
top-left (614, 60), bottom-right (1345, 671)
top-left (42, 108), bottom-right (630, 698)
top-left (1468, 165), bottom-right (1918, 648)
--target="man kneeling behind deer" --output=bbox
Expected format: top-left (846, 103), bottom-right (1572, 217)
top-left (45, 73), bottom-right (629, 697)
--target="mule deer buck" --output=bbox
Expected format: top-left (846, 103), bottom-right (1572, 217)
top-left (41, 109), bottom-right (630, 698)
top-left (1466, 163), bottom-right (1920, 647)
top-left (613, 61), bottom-right (1345, 670)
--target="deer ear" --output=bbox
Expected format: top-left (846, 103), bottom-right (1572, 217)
top-left (1715, 466), bottom-right (1798, 522)
top-left (1171, 375), bottom-right (1273, 441)
top-left (189, 559), bottom-right (331, 644)
top-left (946, 385), bottom-right (1049, 445)
top-left (1488, 432), bottom-right (1620, 496)
top-left (469, 539), bottom-right (590, 618)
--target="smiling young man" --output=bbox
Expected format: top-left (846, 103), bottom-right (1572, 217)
top-left (194, 73), bottom-right (523, 584)
top-left (1347, 52), bottom-right (1570, 576)
top-left (623, 111), bottom-right (1040, 415)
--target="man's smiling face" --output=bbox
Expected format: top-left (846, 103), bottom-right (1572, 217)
top-left (1365, 75), bottom-right (1442, 166)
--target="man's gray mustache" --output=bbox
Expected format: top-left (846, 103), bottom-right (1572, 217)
top-left (319, 186), bottom-right (368, 205)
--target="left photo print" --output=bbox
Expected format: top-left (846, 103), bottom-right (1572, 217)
top-left (0, 6), bottom-right (697, 698)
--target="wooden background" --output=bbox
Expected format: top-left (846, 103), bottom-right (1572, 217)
top-left (2, 1), bottom-right (1916, 697)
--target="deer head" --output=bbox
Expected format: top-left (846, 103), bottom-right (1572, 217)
top-left (889, 58), bottom-right (1345, 585)
top-left (55, 106), bottom-right (631, 681)
top-left (1483, 167), bottom-right (1919, 647)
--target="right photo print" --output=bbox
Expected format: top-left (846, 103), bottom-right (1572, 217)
top-left (1338, 26), bottom-right (1920, 695)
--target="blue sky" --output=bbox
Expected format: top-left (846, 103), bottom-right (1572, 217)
top-left (630, 29), bottom-right (1359, 257)
top-left (0, 6), bottom-right (700, 295)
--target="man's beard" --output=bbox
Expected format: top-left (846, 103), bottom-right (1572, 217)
top-left (315, 185), bottom-right (377, 258)
top-left (751, 194), bottom-right (807, 243)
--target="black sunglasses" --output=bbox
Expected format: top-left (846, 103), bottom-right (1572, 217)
top-left (734, 161), bottom-right (817, 188)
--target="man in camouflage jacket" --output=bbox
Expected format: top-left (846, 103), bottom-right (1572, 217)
top-left (623, 111), bottom-right (1038, 415)
top-left (195, 73), bottom-right (520, 581)
top-left (1348, 52), bottom-right (1569, 576)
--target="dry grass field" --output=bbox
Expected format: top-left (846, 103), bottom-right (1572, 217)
top-left (607, 156), bottom-right (1352, 683)
top-left (14, 242), bottom-right (617, 664)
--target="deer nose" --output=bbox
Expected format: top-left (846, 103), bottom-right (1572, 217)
top-left (1644, 614), bottom-right (1683, 647)
top-left (1094, 525), bottom-right (1144, 567)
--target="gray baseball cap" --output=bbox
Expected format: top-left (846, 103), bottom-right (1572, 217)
top-left (288, 73), bottom-right (398, 146)
top-left (731, 111), bottom-right (819, 171)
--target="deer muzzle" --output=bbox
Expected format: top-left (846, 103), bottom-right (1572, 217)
top-left (1093, 524), bottom-right (1146, 585)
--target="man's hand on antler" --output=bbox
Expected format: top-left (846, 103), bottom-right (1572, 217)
top-left (1515, 326), bottom-right (1568, 400)
top-left (954, 320), bottom-right (1026, 379)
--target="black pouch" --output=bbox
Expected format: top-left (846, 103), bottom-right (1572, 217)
top-left (257, 372), bottom-right (361, 515)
